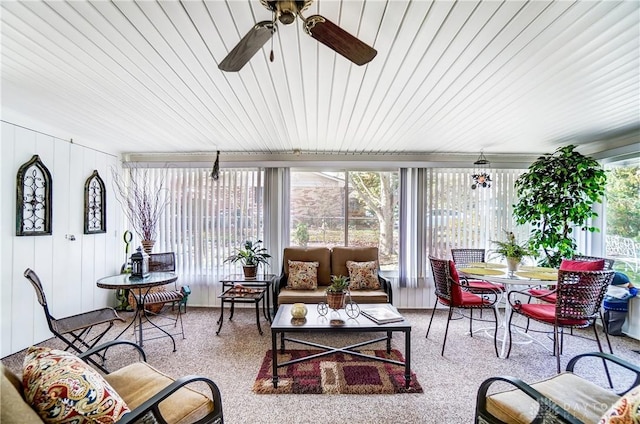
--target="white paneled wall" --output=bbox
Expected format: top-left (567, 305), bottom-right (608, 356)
top-left (1, 122), bottom-right (122, 357)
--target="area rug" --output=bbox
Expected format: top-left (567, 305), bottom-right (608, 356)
top-left (252, 349), bottom-right (423, 394)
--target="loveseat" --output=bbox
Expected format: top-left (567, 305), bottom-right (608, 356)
top-left (1, 340), bottom-right (223, 424)
top-left (274, 246), bottom-right (392, 313)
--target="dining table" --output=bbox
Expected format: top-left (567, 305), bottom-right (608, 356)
top-left (459, 263), bottom-right (558, 358)
top-left (97, 271), bottom-right (179, 351)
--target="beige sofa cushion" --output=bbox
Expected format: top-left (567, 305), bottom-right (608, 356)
top-left (486, 372), bottom-right (620, 424)
top-left (1, 364), bottom-right (43, 424)
top-left (283, 247), bottom-right (332, 286)
top-left (105, 362), bottom-right (214, 424)
top-left (331, 247), bottom-right (379, 278)
top-left (278, 288), bottom-right (388, 304)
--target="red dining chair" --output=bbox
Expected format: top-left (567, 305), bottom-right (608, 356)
top-left (528, 256), bottom-right (615, 303)
top-left (451, 248), bottom-right (505, 294)
top-left (506, 269), bottom-right (615, 373)
top-left (426, 256), bottom-right (500, 356)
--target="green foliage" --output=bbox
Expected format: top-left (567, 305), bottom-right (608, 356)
top-left (606, 166), bottom-right (640, 240)
top-left (293, 222), bottom-right (310, 246)
top-left (490, 231), bottom-right (533, 260)
top-left (513, 145), bottom-right (607, 268)
top-left (224, 239), bottom-right (271, 267)
top-left (327, 275), bottom-right (349, 293)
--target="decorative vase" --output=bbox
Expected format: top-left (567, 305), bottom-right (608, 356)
top-left (243, 265), bottom-right (258, 279)
top-left (326, 291), bottom-right (346, 310)
top-left (506, 257), bottom-right (520, 273)
top-left (141, 240), bottom-right (155, 254)
top-left (291, 303), bottom-right (308, 318)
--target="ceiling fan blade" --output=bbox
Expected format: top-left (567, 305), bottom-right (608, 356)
top-left (219, 21), bottom-right (276, 72)
top-left (304, 15), bottom-right (377, 66)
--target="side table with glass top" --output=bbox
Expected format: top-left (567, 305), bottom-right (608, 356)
top-left (217, 286), bottom-right (266, 335)
top-left (219, 274), bottom-right (276, 322)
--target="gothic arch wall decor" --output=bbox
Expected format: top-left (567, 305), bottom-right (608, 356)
top-left (84, 170), bottom-right (106, 234)
top-left (16, 154), bottom-right (52, 236)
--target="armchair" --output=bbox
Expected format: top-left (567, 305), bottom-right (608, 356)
top-left (475, 351), bottom-right (640, 424)
top-left (1, 340), bottom-right (224, 424)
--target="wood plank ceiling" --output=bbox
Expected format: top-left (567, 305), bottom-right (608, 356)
top-left (1, 0), bottom-right (638, 157)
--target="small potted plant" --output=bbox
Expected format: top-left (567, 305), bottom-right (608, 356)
top-left (326, 275), bottom-right (350, 310)
top-left (490, 230), bottom-right (533, 273)
top-left (224, 239), bottom-right (271, 279)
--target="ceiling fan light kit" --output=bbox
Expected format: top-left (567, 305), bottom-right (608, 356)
top-left (219, 0), bottom-right (376, 72)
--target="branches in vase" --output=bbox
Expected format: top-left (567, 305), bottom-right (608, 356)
top-left (111, 166), bottom-right (169, 242)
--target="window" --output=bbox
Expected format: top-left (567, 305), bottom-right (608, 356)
top-left (289, 170), bottom-right (400, 271)
top-left (605, 160), bottom-right (639, 278)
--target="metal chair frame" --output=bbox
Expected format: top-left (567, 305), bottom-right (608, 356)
top-left (132, 252), bottom-right (185, 345)
top-left (426, 256), bottom-right (500, 356)
top-left (451, 248), bottom-right (506, 294)
top-left (507, 269), bottom-right (615, 374)
top-left (24, 268), bottom-right (125, 354)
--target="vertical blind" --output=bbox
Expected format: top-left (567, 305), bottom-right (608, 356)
top-left (149, 167), bottom-right (265, 287)
top-left (136, 166), bottom-right (525, 293)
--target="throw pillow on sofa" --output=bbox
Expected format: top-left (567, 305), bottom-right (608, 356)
top-left (287, 260), bottom-right (319, 289)
top-left (22, 346), bottom-right (130, 423)
top-left (346, 260), bottom-right (381, 290)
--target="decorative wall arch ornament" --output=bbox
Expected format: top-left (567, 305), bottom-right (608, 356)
top-left (16, 154), bottom-right (52, 236)
top-left (84, 170), bottom-right (107, 234)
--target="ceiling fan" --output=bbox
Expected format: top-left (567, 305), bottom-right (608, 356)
top-left (218, 0), bottom-right (377, 72)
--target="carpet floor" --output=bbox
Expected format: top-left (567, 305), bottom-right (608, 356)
top-left (3, 306), bottom-right (639, 423)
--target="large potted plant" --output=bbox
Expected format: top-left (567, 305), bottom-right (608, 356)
top-left (513, 145), bottom-right (607, 268)
top-left (224, 239), bottom-right (271, 279)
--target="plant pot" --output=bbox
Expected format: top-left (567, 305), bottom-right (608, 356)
top-left (506, 257), bottom-right (520, 273)
top-left (326, 291), bottom-right (346, 310)
top-left (141, 240), bottom-right (155, 254)
top-left (243, 265), bottom-right (258, 279)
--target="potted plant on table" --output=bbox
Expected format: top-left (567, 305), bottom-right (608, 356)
top-left (490, 231), bottom-right (533, 273)
top-left (326, 275), bottom-right (350, 310)
top-left (224, 239), bottom-right (271, 279)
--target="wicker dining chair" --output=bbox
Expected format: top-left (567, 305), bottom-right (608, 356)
top-left (426, 256), bottom-right (500, 356)
top-left (451, 248), bottom-right (505, 294)
top-left (24, 268), bottom-right (125, 354)
top-left (506, 269), bottom-right (615, 373)
top-left (127, 252), bottom-right (185, 340)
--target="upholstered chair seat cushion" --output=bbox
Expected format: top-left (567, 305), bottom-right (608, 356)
top-left (517, 303), bottom-right (589, 326)
top-left (486, 372), bottom-right (620, 424)
top-left (466, 280), bottom-right (505, 292)
top-left (104, 362), bottom-right (214, 424)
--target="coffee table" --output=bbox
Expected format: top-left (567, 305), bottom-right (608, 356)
top-left (270, 303), bottom-right (412, 388)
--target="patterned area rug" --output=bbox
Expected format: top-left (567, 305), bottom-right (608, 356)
top-left (253, 349), bottom-right (423, 394)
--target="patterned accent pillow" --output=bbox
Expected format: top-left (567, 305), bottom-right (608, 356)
top-left (22, 346), bottom-right (130, 423)
top-left (287, 260), bottom-right (319, 289)
top-left (599, 384), bottom-right (640, 423)
top-left (346, 260), bottom-right (381, 290)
